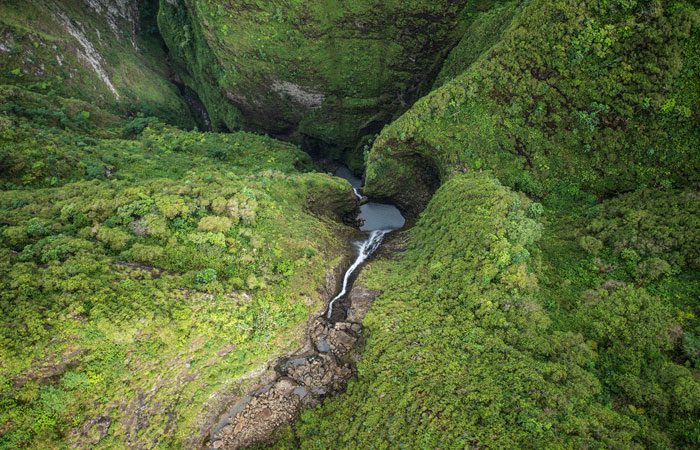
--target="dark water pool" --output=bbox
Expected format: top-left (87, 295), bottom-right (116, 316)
top-left (334, 167), bottom-right (405, 232)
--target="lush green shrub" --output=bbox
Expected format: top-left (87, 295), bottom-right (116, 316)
top-left (527, 202), bottom-right (544, 219)
top-left (96, 226), bottom-right (131, 250)
top-left (122, 117), bottom-right (159, 137)
top-left (197, 215), bottom-right (233, 233)
top-left (195, 268), bottom-right (217, 284)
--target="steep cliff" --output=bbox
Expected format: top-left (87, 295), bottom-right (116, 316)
top-left (157, 0), bottom-right (503, 169)
top-left (363, 0), bottom-right (700, 215)
top-left (0, 0), bottom-right (195, 127)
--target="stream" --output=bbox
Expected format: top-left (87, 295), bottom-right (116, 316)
top-left (327, 167), bottom-right (405, 321)
top-left (207, 166), bottom-right (405, 449)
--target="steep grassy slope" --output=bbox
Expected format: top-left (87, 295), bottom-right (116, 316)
top-left (364, 0), bottom-right (700, 214)
top-left (271, 177), bottom-right (700, 449)
top-left (0, 0), bottom-right (195, 127)
top-left (157, 0), bottom-right (504, 168)
top-left (0, 88), bottom-right (357, 449)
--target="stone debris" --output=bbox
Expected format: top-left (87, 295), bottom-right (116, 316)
top-left (207, 288), bottom-right (381, 449)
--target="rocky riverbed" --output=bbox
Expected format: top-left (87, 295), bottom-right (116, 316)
top-left (207, 286), bottom-right (380, 449)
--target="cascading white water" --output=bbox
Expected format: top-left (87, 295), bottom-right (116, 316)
top-left (327, 229), bottom-right (388, 319)
top-left (327, 166), bottom-right (405, 319)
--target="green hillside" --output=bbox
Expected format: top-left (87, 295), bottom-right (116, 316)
top-left (1, 0), bottom-right (698, 449)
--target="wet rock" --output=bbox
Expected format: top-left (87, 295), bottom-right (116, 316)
top-left (346, 286), bottom-right (381, 323)
top-left (335, 322), bottom-right (351, 331)
top-left (211, 380), bottom-right (304, 449)
top-left (316, 335), bottom-right (331, 353)
top-left (259, 407), bottom-right (272, 419)
top-left (205, 257), bottom-right (383, 449)
top-left (292, 387), bottom-right (308, 399)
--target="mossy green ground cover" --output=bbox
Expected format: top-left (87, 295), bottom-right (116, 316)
top-left (0, 87), bottom-right (356, 448)
top-left (0, 0), bottom-right (194, 127)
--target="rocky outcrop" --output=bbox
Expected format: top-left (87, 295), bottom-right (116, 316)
top-left (83, 0), bottom-right (139, 46)
top-left (53, 8), bottom-right (120, 99)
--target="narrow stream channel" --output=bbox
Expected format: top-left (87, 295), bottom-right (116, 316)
top-left (327, 167), bottom-right (405, 321)
top-left (207, 166), bottom-right (405, 449)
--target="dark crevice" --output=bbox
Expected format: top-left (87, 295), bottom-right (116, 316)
top-left (358, 120), bottom-right (386, 138)
top-left (137, 0), bottom-right (212, 131)
top-left (176, 82), bottom-right (213, 131)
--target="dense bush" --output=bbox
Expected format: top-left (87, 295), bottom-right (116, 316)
top-left (365, 0), bottom-right (700, 207)
top-left (0, 90), bottom-right (356, 448)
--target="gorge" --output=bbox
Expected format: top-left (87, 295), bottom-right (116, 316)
top-left (1, 1), bottom-right (699, 449)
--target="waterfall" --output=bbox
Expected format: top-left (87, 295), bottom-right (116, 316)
top-left (327, 229), bottom-right (388, 319)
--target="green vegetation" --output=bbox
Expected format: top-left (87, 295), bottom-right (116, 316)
top-left (0, 84), bottom-right (356, 448)
top-left (277, 176), bottom-right (616, 449)
top-left (0, 86), bottom-right (316, 190)
top-left (1, 0), bottom-right (699, 448)
top-left (433, 2), bottom-right (518, 89)
top-left (0, 0), bottom-right (195, 127)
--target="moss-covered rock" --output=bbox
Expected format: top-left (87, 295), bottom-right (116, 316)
top-left (157, 0), bottom-right (504, 160)
top-left (0, 0), bottom-right (195, 127)
top-left (364, 0), bottom-right (700, 213)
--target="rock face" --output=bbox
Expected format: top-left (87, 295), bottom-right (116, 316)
top-left (157, 0), bottom-right (476, 164)
top-left (83, 0), bottom-right (139, 43)
top-left (0, 0), bottom-right (195, 127)
top-left (208, 286), bottom-right (380, 450)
